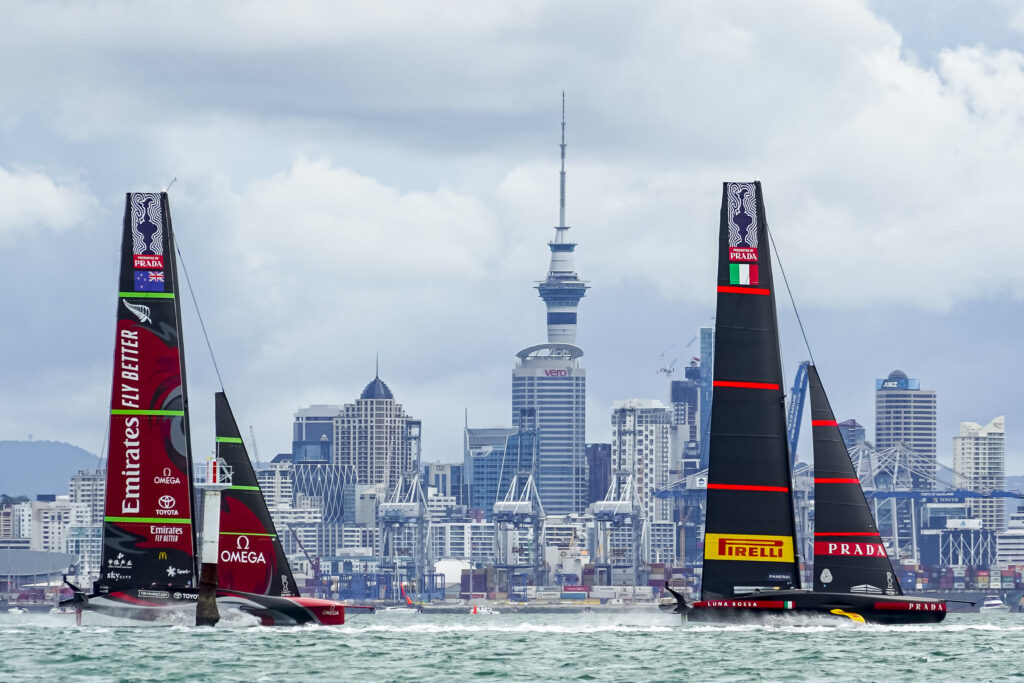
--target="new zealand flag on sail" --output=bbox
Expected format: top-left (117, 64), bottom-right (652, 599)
top-left (134, 270), bottom-right (165, 292)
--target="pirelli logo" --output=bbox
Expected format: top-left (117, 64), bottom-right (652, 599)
top-left (705, 533), bottom-right (795, 563)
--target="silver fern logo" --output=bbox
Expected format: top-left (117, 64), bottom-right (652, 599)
top-left (123, 300), bottom-right (151, 323)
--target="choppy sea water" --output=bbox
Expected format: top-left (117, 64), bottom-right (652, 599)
top-left (2, 608), bottom-right (1022, 682)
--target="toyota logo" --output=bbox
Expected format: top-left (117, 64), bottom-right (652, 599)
top-left (158, 495), bottom-right (176, 510)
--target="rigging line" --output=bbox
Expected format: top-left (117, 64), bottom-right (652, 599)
top-left (767, 222), bottom-right (815, 367)
top-left (176, 242), bottom-right (225, 392)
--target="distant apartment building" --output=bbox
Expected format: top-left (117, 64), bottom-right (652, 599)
top-left (875, 369), bottom-right (937, 489)
top-left (68, 469), bottom-right (105, 525)
top-left (610, 399), bottom-right (672, 526)
top-left (838, 419), bottom-right (866, 452)
top-left (953, 416), bottom-right (1006, 532)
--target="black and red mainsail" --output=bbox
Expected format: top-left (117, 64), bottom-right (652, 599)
top-left (701, 181), bottom-right (801, 599)
top-left (214, 392), bottom-right (298, 597)
top-left (809, 365), bottom-right (901, 595)
top-left (98, 192), bottom-right (197, 593)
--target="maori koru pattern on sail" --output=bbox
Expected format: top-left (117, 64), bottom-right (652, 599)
top-left (727, 182), bottom-right (758, 248)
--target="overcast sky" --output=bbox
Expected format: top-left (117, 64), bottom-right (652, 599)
top-left (2, 1), bottom-right (1024, 478)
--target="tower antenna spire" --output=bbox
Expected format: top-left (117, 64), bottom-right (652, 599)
top-left (559, 91), bottom-right (567, 229)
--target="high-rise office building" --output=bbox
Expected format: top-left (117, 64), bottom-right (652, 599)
top-left (293, 405), bottom-right (340, 462)
top-left (874, 369), bottom-right (937, 489)
top-left (335, 374), bottom-right (422, 496)
top-left (698, 327), bottom-right (714, 469)
top-left (610, 400), bottom-right (672, 525)
top-left (464, 426), bottom-right (536, 520)
top-left (953, 416), bottom-right (1006, 532)
top-left (669, 366), bottom-right (702, 479)
top-left (511, 98), bottom-right (589, 516)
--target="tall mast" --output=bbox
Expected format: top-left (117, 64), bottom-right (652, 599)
top-left (559, 91), bottom-right (567, 229)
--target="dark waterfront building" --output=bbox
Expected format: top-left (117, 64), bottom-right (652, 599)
top-left (585, 443), bottom-right (611, 504)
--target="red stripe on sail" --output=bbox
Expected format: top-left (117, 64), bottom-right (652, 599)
top-left (717, 285), bottom-right (771, 296)
top-left (814, 532), bottom-right (881, 537)
top-left (814, 478), bottom-right (861, 484)
top-left (811, 419), bottom-right (838, 426)
top-left (707, 484), bottom-right (790, 492)
top-left (712, 380), bottom-right (780, 390)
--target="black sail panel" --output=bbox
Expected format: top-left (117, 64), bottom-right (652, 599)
top-left (702, 182), bottom-right (801, 599)
top-left (809, 365), bottom-right (902, 596)
top-left (214, 392), bottom-right (299, 597)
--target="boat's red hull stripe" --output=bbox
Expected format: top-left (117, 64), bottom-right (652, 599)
top-left (717, 285), bottom-right (771, 296)
top-left (814, 532), bottom-right (881, 537)
top-left (814, 478), bottom-right (861, 484)
top-left (707, 484), bottom-right (790, 492)
top-left (693, 600), bottom-right (789, 609)
top-left (712, 380), bottom-right (780, 390)
top-left (811, 419), bottom-right (838, 426)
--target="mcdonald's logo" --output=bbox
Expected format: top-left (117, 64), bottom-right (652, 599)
top-left (158, 551), bottom-right (167, 560)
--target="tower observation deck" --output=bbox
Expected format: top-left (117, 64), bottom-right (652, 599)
top-left (537, 93), bottom-right (589, 344)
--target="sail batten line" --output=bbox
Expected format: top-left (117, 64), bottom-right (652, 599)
top-left (814, 478), bottom-right (861, 484)
top-left (815, 532), bottom-right (880, 537)
top-left (717, 285), bottom-right (771, 295)
top-left (811, 419), bottom-right (838, 426)
top-left (118, 292), bottom-right (175, 299)
top-left (110, 409), bottom-right (185, 416)
top-left (105, 516), bottom-right (192, 524)
top-left (216, 436), bottom-right (244, 443)
top-left (713, 380), bottom-right (780, 390)
top-left (708, 484), bottom-right (790, 492)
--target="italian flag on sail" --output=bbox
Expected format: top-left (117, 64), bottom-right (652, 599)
top-left (729, 263), bottom-right (759, 286)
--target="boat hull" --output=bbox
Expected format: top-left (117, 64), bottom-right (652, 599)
top-left (62, 587), bottom-right (373, 626)
top-left (674, 590), bottom-right (947, 624)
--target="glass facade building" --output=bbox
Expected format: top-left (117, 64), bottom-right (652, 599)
top-left (512, 353), bottom-right (587, 515)
top-left (875, 369), bottom-right (937, 489)
top-left (464, 427), bottom-right (537, 520)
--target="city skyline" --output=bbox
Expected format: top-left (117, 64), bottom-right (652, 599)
top-left (2, 2), bottom-right (1024, 473)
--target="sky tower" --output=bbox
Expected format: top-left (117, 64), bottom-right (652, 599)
top-left (536, 93), bottom-right (589, 343)
top-left (512, 94), bottom-right (589, 516)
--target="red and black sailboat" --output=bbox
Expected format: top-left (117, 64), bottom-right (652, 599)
top-left (63, 192), bottom-right (371, 625)
top-left (663, 182), bottom-right (946, 623)
top-left (213, 391), bottom-right (373, 625)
